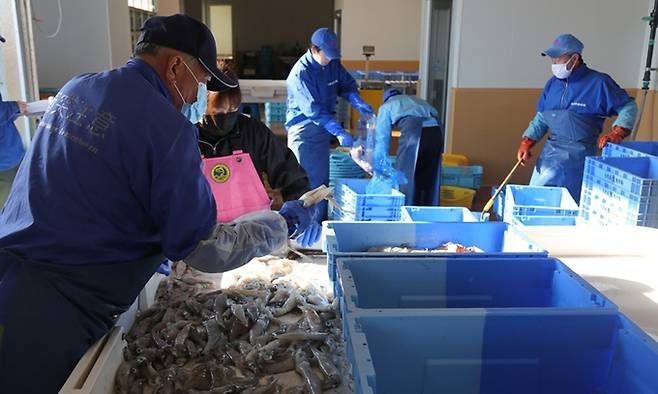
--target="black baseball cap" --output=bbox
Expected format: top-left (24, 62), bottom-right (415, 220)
top-left (136, 14), bottom-right (237, 92)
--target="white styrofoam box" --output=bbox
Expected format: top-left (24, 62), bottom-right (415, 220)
top-left (59, 327), bottom-right (125, 394)
top-left (138, 272), bottom-right (166, 312)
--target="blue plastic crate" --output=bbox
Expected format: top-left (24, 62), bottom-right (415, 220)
top-left (337, 257), bottom-right (614, 313)
top-left (491, 185), bottom-right (506, 219)
top-left (580, 187), bottom-right (658, 228)
top-left (332, 207), bottom-right (401, 222)
top-left (581, 174), bottom-right (658, 216)
top-left (323, 221), bottom-right (548, 282)
top-left (441, 165), bottom-right (483, 189)
top-left (511, 215), bottom-right (577, 227)
top-left (503, 185), bottom-right (579, 223)
top-left (584, 156), bottom-right (658, 198)
top-left (346, 310), bottom-right (658, 394)
top-left (335, 178), bottom-right (405, 209)
top-left (400, 206), bottom-right (479, 222)
top-left (602, 141), bottom-right (658, 159)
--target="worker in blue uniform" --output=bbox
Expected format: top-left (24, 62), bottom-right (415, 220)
top-left (0, 15), bottom-right (307, 392)
top-left (0, 34), bottom-right (27, 208)
top-left (0, 94), bottom-right (26, 208)
top-left (375, 88), bottom-right (443, 205)
top-left (517, 34), bottom-right (637, 202)
top-left (286, 27), bottom-right (373, 218)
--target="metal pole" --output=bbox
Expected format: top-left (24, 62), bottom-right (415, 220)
top-left (632, 0), bottom-right (658, 140)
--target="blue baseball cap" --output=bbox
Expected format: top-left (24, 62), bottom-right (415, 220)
top-left (541, 34), bottom-right (584, 58)
top-left (383, 88), bottom-right (402, 103)
top-left (311, 28), bottom-right (340, 60)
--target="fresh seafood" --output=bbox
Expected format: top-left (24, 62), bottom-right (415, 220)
top-left (116, 259), bottom-right (346, 393)
top-left (368, 241), bottom-right (484, 253)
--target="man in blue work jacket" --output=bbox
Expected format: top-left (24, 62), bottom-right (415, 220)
top-left (286, 28), bottom-right (374, 218)
top-left (0, 15), bottom-right (302, 392)
top-left (517, 34), bottom-right (637, 202)
top-left (375, 88), bottom-right (443, 206)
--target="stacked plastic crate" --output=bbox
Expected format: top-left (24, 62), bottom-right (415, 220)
top-left (440, 154), bottom-right (483, 208)
top-left (503, 185), bottom-right (579, 227)
top-left (321, 219), bottom-right (658, 393)
top-left (580, 150), bottom-right (658, 228)
top-left (331, 178), bottom-right (405, 222)
top-left (263, 102), bottom-right (286, 126)
top-left (328, 150), bottom-right (366, 188)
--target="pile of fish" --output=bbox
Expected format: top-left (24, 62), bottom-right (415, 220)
top-left (115, 262), bottom-right (344, 394)
top-left (368, 242), bottom-right (484, 254)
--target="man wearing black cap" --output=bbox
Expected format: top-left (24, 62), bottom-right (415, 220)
top-left (0, 15), bottom-right (295, 392)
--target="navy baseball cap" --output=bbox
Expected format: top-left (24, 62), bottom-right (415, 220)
top-left (383, 88), bottom-right (402, 103)
top-left (541, 34), bottom-right (584, 58)
top-left (137, 14), bottom-right (237, 92)
top-left (311, 28), bottom-right (340, 60)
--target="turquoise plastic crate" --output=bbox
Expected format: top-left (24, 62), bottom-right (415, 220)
top-left (602, 141), bottom-right (658, 159)
top-left (323, 221), bottom-right (548, 282)
top-left (337, 257), bottom-right (615, 313)
top-left (511, 215), bottom-right (577, 227)
top-left (400, 206), bottom-right (479, 222)
top-left (346, 310), bottom-right (658, 394)
top-left (584, 156), bottom-right (658, 198)
top-left (503, 185), bottom-right (579, 223)
top-left (441, 165), bottom-right (483, 189)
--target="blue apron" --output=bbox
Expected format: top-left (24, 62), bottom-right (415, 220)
top-left (396, 116), bottom-right (442, 206)
top-left (0, 249), bottom-right (163, 392)
top-left (287, 121), bottom-right (330, 219)
top-left (530, 109), bottom-right (600, 203)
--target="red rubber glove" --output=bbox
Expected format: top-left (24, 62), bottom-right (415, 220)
top-left (517, 137), bottom-right (536, 165)
top-left (598, 125), bottom-right (630, 149)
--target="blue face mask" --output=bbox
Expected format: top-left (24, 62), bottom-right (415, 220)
top-left (174, 60), bottom-right (208, 124)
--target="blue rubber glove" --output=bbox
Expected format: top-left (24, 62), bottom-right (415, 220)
top-left (348, 92), bottom-right (374, 115)
top-left (336, 132), bottom-right (353, 147)
top-left (325, 119), bottom-right (346, 136)
top-left (296, 221), bottom-right (322, 248)
top-left (295, 205), bottom-right (322, 247)
top-left (156, 260), bottom-right (172, 276)
top-left (279, 200), bottom-right (313, 238)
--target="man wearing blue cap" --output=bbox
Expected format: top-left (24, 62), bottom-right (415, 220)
top-left (286, 27), bottom-right (373, 218)
top-left (517, 34), bottom-right (637, 202)
top-left (0, 14), bottom-right (301, 392)
top-left (374, 88), bottom-right (443, 205)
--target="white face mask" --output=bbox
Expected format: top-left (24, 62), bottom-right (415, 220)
top-left (551, 55), bottom-right (576, 80)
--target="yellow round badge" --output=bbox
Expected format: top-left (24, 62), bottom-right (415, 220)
top-left (211, 163), bottom-right (231, 183)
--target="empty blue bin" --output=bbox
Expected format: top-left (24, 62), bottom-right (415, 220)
top-left (511, 215), bottom-right (577, 227)
top-left (503, 185), bottom-right (579, 222)
top-left (347, 310), bottom-right (658, 394)
top-left (323, 221), bottom-right (548, 282)
top-left (337, 257), bottom-right (614, 313)
top-left (400, 206), bottom-right (479, 222)
top-left (584, 156), bottom-right (658, 197)
top-left (602, 141), bottom-right (658, 159)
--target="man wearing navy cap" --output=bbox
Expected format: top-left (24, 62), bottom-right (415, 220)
top-left (286, 27), bottom-right (373, 219)
top-left (516, 34), bottom-right (637, 201)
top-left (0, 14), bottom-right (294, 392)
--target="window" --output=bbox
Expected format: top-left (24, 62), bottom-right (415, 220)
top-left (128, 0), bottom-right (155, 12)
top-left (208, 5), bottom-right (233, 58)
top-left (128, 1), bottom-right (155, 52)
